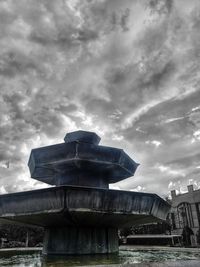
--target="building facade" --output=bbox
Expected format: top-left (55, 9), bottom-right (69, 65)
top-left (169, 185), bottom-right (200, 246)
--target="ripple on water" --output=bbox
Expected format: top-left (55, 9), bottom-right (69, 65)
top-left (0, 249), bottom-right (200, 267)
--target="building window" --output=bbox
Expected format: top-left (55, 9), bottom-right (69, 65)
top-left (177, 202), bottom-right (194, 229)
top-left (171, 212), bottom-right (176, 229)
top-left (195, 202), bottom-right (200, 227)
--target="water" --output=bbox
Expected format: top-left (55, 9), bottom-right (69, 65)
top-left (0, 249), bottom-right (200, 267)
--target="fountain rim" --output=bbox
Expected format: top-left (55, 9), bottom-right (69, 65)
top-left (0, 185), bottom-right (170, 209)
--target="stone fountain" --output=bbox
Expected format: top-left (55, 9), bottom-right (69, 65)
top-left (0, 130), bottom-right (170, 255)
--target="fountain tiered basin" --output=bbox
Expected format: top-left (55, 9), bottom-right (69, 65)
top-left (0, 131), bottom-right (170, 255)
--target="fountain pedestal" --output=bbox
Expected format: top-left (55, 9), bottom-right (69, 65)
top-left (0, 131), bottom-right (171, 255)
top-left (43, 226), bottom-right (118, 255)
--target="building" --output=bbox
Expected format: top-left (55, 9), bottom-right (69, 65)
top-left (169, 185), bottom-right (200, 246)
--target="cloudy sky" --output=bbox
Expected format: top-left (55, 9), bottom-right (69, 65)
top-left (0, 0), bottom-right (200, 198)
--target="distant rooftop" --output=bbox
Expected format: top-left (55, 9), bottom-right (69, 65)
top-left (171, 184), bottom-right (200, 200)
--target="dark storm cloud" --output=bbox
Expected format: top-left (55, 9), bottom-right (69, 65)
top-left (30, 27), bottom-right (99, 46)
top-left (0, 0), bottom-right (200, 196)
top-left (0, 51), bottom-right (41, 77)
top-left (148, 0), bottom-right (173, 15)
top-left (166, 152), bottom-right (200, 168)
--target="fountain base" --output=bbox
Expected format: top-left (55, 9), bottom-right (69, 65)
top-left (43, 226), bottom-right (119, 255)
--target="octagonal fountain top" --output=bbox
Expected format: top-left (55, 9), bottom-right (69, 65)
top-left (28, 130), bottom-right (139, 188)
top-left (64, 130), bottom-right (101, 145)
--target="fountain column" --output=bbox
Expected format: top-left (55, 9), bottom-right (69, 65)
top-left (43, 227), bottom-right (118, 255)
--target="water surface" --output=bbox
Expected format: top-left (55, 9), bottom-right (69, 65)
top-left (0, 249), bottom-right (200, 267)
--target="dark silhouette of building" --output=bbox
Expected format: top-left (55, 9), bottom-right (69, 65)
top-left (169, 185), bottom-right (200, 246)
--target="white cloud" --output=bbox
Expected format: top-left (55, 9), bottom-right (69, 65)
top-left (130, 185), bottom-right (145, 192)
top-left (112, 134), bottom-right (124, 141)
top-left (0, 162), bottom-right (9, 169)
top-left (20, 143), bottom-right (29, 156)
top-left (136, 127), bottom-right (147, 134)
top-left (191, 106), bottom-right (200, 112)
top-left (122, 100), bottom-right (161, 129)
top-left (0, 186), bottom-right (7, 194)
top-left (145, 140), bottom-right (162, 148)
top-left (155, 164), bottom-right (186, 177)
top-left (109, 184), bottom-right (121, 190)
top-left (164, 117), bottom-right (185, 124)
top-left (193, 130), bottom-right (200, 140)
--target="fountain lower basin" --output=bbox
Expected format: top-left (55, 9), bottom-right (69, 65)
top-left (0, 186), bottom-right (169, 255)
